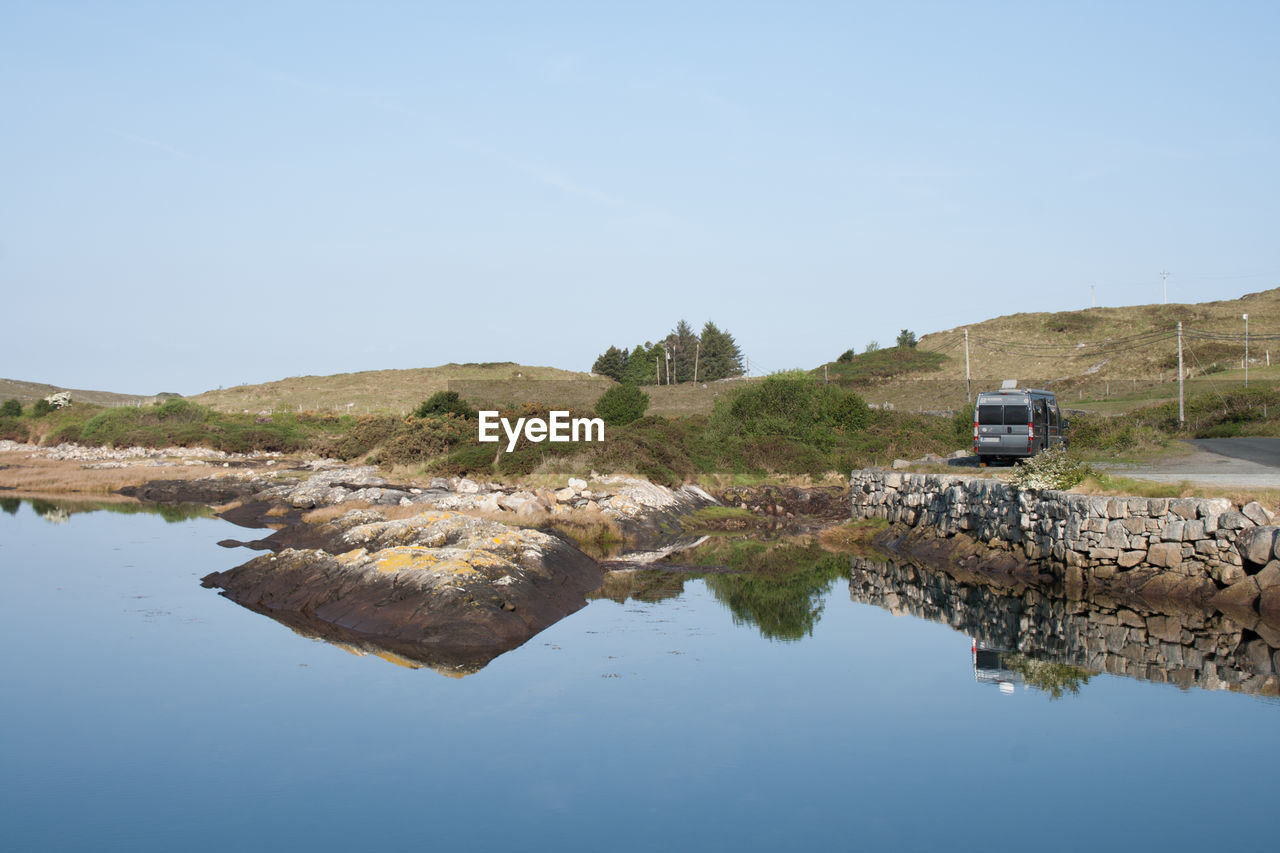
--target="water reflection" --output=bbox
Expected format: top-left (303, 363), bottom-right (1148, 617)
top-left (664, 536), bottom-right (848, 641)
top-left (2, 496), bottom-right (212, 524)
top-left (850, 555), bottom-right (1280, 698)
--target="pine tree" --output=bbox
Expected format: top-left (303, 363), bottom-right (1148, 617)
top-left (699, 321), bottom-right (744, 381)
top-left (665, 320), bottom-right (699, 383)
top-left (591, 345), bottom-right (629, 382)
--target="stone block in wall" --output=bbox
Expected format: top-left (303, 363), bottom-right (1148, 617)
top-left (1089, 497), bottom-right (1108, 518)
top-left (1086, 518), bottom-right (1108, 534)
top-left (1170, 498), bottom-right (1199, 519)
top-left (1118, 550), bottom-right (1146, 568)
top-left (1089, 547), bottom-right (1119, 561)
top-left (1102, 521), bottom-right (1129, 549)
top-left (1122, 517), bottom-right (1146, 535)
top-left (1147, 541), bottom-right (1183, 568)
top-left (1218, 511), bottom-right (1253, 531)
top-left (1200, 497), bottom-right (1233, 518)
top-left (1238, 527), bottom-right (1279, 568)
top-left (1147, 498), bottom-right (1169, 516)
top-left (1182, 519), bottom-right (1205, 541)
top-left (1242, 502), bottom-right (1274, 526)
top-left (1161, 520), bottom-right (1185, 542)
top-left (1107, 498), bottom-right (1128, 519)
top-left (1194, 539), bottom-right (1220, 559)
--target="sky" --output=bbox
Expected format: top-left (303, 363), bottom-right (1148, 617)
top-left (2, 1), bottom-right (1277, 395)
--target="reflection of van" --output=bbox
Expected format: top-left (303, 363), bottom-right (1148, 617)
top-left (973, 387), bottom-right (1066, 465)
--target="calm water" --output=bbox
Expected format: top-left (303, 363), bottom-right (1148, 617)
top-left (2, 499), bottom-right (1277, 852)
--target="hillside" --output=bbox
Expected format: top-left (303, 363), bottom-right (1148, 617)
top-left (0, 378), bottom-right (164, 408)
top-left (822, 287), bottom-right (1280, 413)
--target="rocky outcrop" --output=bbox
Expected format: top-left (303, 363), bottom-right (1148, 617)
top-left (202, 510), bottom-right (602, 676)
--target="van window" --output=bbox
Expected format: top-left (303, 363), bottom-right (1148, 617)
top-left (1003, 405), bottom-right (1029, 425)
top-left (978, 405), bottom-right (1002, 425)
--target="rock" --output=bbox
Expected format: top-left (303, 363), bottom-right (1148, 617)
top-left (455, 478), bottom-right (481, 494)
top-left (290, 494), bottom-right (316, 509)
top-left (892, 459), bottom-right (911, 470)
top-left (1118, 550), bottom-right (1146, 568)
top-left (555, 487), bottom-right (577, 503)
top-left (567, 477), bottom-right (587, 491)
top-left (1242, 502), bottom-right (1275, 526)
top-left (1102, 520), bottom-right (1129, 549)
top-left (1169, 498), bottom-right (1198, 520)
top-left (1146, 541), bottom-right (1183, 568)
top-left (1239, 527), bottom-right (1279, 568)
top-left (1218, 511), bottom-right (1252, 531)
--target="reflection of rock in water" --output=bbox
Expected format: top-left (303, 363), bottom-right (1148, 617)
top-left (590, 569), bottom-right (690, 605)
top-left (850, 557), bottom-right (1280, 698)
top-left (203, 510), bottom-right (602, 676)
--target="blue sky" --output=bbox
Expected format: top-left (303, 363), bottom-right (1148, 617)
top-left (2, 1), bottom-right (1276, 394)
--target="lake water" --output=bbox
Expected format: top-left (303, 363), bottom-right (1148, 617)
top-left (2, 498), bottom-right (1277, 852)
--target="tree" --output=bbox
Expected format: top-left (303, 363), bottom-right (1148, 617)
top-left (594, 383), bottom-right (649, 426)
top-left (836, 350), bottom-right (854, 363)
top-left (698, 321), bottom-right (745, 381)
top-left (864, 341), bottom-right (880, 353)
top-left (664, 320), bottom-right (699, 383)
top-left (31, 399), bottom-right (55, 417)
top-left (591, 346), bottom-right (629, 382)
top-left (896, 329), bottom-right (917, 348)
top-left (623, 343), bottom-right (657, 386)
top-left (0, 399), bottom-right (21, 418)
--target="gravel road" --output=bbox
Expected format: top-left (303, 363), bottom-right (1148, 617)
top-left (1098, 438), bottom-right (1280, 488)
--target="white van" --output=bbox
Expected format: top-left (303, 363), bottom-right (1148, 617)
top-left (973, 388), bottom-right (1066, 465)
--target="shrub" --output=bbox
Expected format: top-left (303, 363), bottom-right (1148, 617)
top-left (412, 390), bottom-right (475, 419)
top-left (31, 399), bottom-right (55, 417)
top-left (836, 349), bottom-right (854, 363)
top-left (1008, 447), bottom-right (1093, 491)
top-left (594, 383), bottom-right (649, 426)
top-left (0, 399), bottom-right (21, 418)
top-left (896, 329), bottom-right (917, 348)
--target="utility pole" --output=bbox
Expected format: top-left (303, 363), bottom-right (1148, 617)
top-left (1243, 313), bottom-right (1249, 388)
top-left (655, 356), bottom-right (660, 384)
top-left (665, 349), bottom-right (670, 385)
top-left (693, 342), bottom-right (700, 384)
top-left (1177, 321), bottom-right (1184, 426)
top-left (1091, 285), bottom-right (1095, 309)
top-left (1161, 269), bottom-right (1170, 304)
top-left (964, 328), bottom-right (972, 403)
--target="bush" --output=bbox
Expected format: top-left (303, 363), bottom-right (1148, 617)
top-left (714, 371), bottom-right (869, 449)
top-left (412, 390), bottom-right (475, 419)
top-left (1008, 447), bottom-right (1093, 491)
top-left (896, 329), bottom-right (917, 348)
top-left (594, 383), bottom-right (649, 426)
top-left (0, 399), bottom-right (21, 418)
top-left (31, 399), bottom-right (55, 417)
top-left (836, 349), bottom-right (854, 363)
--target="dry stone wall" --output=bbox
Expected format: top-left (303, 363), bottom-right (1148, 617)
top-left (851, 469), bottom-right (1280, 620)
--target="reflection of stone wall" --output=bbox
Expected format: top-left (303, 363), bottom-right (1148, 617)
top-left (851, 470), bottom-right (1280, 620)
top-left (848, 556), bottom-right (1280, 697)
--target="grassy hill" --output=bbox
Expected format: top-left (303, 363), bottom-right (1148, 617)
top-left (188, 362), bottom-right (736, 417)
top-left (819, 287), bottom-right (1280, 413)
top-left (0, 378), bottom-right (164, 408)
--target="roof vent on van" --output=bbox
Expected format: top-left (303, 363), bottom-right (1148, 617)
top-left (1000, 380), bottom-right (1018, 389)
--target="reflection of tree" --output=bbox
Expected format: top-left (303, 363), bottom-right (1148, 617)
top-left (1004, 654), bottom-right (1093, 699)
top-left (688, 538), bottom-right (846, 642)
top-left (7, 498), bottom-right (211, 523)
